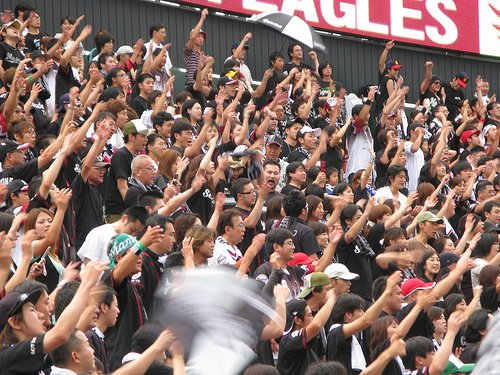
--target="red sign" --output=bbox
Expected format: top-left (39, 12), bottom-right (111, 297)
top-left (180, 0), bottom-right (500, 58)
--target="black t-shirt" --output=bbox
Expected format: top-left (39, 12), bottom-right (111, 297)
top-left (86, 329), bottom-right (110, 374)
top-left (280, 141), bottom-right (296, 160)
top-left (234, 206), bottom-right (266, 275)
top-left (371, 338), bottom-right (403, 375)
top-left (55, 62), bottom-right (80, 107)
top-left (420, 89), bottom-right (443, 109)
top-left (396, 301), bottom-right (434, 340)
top-left (253, 263), bottom-right (307, 300)
top-left (105, 146), bottom-right (134, 215)
top-left (283, 61), bottom-right (314, 75)
top-left (326, 324), bottom-right (362, 375)
top-left (375, 149), bottom-right (389, 189)
top-left (0, 42), bottom-right (23, 73)
top-left (287, 149), bottom-right (308, 164)
top-left (0, 334), bottom-right (45, 375)
top-left (102, 269), bottom-right (147, 372)
top-left (129, 95), bottom-right (148, 117)
top-left (277, 328), bottom-right (320, 375)
top-left (367, 222), bottom-right (386, 256)
top-left (354, 184), bottom-right (369, 203)
top-left (132, 248), bottom-right (164, 319)
top-left (281, 184), bottom-right (300, 195)
top-left (185, 83), bottom-right (216, 110)
top-left (0, 159), bottom-right (39, 186)
top-left (443, 82), bottom-right (464, 121)
top-left (186, 182), bottom-right (214, 225)
top-left (278, 217), bottom-right (322, 257)
top-left (24, 31), bottom-right (50, 52)
top-left (336, 234), bottom-right (373, 300)
top-left (71, 173), bottom-right (106, 249)
top-left (322, 142), bottom-right (343, 171)
top-left (374, 76), bottom-right (395, 118)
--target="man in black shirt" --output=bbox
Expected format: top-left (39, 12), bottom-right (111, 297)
top-left (374, 59), bottom-right (402, 120)
top-left (278, 190), bottom-right (322, 259)
top-left (130, 73), bottom-right (155, 117)
top-left (282, 43), bottom-right (316, 75)
top-left (280, 119), bottom-right (302, 160)
top-left (133, 214), bottom-right (175, 318)
top-left (0, 20), bottom-right (24, 84)
top-left (232, 178), bottom-right (269, 274)
top-left (72, 122), bottom-right (112, 249)
top-left (22, 10), bottom-right (49, 56)
top-left (443, 72), bottom-right (468, 121)
top-left (105, 119), bottom-right (149, 222)
top-left (287, 125), bottom-right (325, 170)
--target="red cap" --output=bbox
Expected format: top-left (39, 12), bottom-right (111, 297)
top-left (288, 253), bottom-right (315, 267)
top-left (460, 129), bottom-right (480, 144)
top-left (401, 278), bottom-right (435, 298)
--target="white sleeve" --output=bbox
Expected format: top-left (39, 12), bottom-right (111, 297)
top-left (403, 141), bottom-right (413, 154)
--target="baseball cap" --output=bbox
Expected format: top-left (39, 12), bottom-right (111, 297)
top-left (288, 252), bottom-right (314, 267)
top-left (483, 221), bottom-right (500, 233)
top-left (190, 28), bottom-right (207, 40)
top-left (30, 50), bottom-right (50, 61)
top-left (324, 97), bottom-right (337, 111)
top-left (1, 19), bottom-right (22, 31)
top-left (441, 356), bottom-right (475, 375)
top-left (439, 252), bottom-right (460, 268)
top-left (298, 125), bottom-right (321, 138)
top-left (266, 134), bottom-right (283, 147)
top-left (81, 154), bottom-right (110, 169)
top-left (285, 299), bottom-right (308, 333)
top-left (0, 140), bottom-right (29, 161)
top-left (231, 42), bottom-right (249, 52)
top-left (116, 45), bottom-right (133, 56)
top-left (401, 278), bottom-right (435, 299)
top-left (0, 290), bottom-right (42, 331)
top-left (407, 122), bottom-right (424, 133)
top-left (324, 263), bottom-right (360, 280)
top-left (415, 212), bottom-right (444, 224)
top-left (108, 233), bottom-right (137, 268)
top-left (387, 112), bottom-right (396, 119)
top-left (56, 93), bottom-right (71, 113)
top-left (455, 72), bottom-right (469, 87)
top-left (431, 75), bottom-right (442, 84)
top-left (7, 179), bottom-right (28, 196)
top-left (218, 76), bottom-right (238, 87)
top-left (298, 272), bottom-right (331, 298)
top-left (123, 119), bottom-right (149, 135)
top-left (386, 60), bottom-right (403, 70)
top-left (460, 129), bottom-right (480, 144)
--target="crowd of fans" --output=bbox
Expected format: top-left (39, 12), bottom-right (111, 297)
top-left (0, 2), bottom-right (499, 375)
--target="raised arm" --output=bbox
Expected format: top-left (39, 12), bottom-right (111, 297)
top-left (187, 8), bottom-right (208, 50)
top-left (379, 40), bottom-right (394, 75)
top-left (305, 288), bottom-right (336, 342)
top-left (60, 24), bottom-right (92, 68)
top-left (315, 225), bottom-right (343, 272)
top-left (232, 33), bottom-right (252, 60)
top-left (420, 61), bottom-right (433, 95)
top-left (345, 197), bottom-right (374, 244)
top-left (193, 56), bottom-right (214, 97)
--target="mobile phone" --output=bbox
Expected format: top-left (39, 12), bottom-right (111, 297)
top-left (365, 186), bottom-right (376, 196)
top-left (321, 161), bottom-right (326, 173)
top-left (172, 173), bottom-right (179, 186)
top-left (39, 247), bottom-right (50, 263)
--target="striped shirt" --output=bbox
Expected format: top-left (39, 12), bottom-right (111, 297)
top-left (183, 44), bottom-right (205, 85)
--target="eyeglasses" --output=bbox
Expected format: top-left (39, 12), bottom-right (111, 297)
top-left (231, 223), bottom-right (245, 228)
top-left (33, 16), bottom-right (41, 20)
top-left (116, 73), bottom-right (127, 77)
top-left (139, 166), bottom-right (156, 171)
top-left (241, 189), bottom-right (257, 194)
top-left (433, 81), bottom-right (442, 85)
top-left (92, 166), bottom-right (107, 172)
top-left (24, 130), bottom-right (35, 135)
top-left (283, 240), bottom-right (294, 246)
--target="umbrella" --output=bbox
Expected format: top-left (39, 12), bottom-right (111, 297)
top-left (248, 11), bottom-right (327, 53)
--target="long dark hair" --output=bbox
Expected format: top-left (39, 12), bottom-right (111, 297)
top-left (370, 315), bottom-right (399, 353)
top-left (415, 250), bottom-right (441, 283)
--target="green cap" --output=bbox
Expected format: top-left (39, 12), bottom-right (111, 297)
top-left (298, 272), bottom-right (330, 298)
top-left (415, 211), bottom-right (444, 224)
top-left (123, 119), bottom-right (150, 135)
top-left (108, 234), bottom-right (137, 268)
top-left (441, 356), bottom-right (475, 375)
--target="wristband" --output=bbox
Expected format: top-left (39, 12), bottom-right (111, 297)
top-left (130, 244), bottom-right (141, 256)
top-left (364, 99), bottom-right (372, 106)
top-left (136, 241), bottom-right (147, 253)
top-left (27, 75), bottom-right (34, 85)
top-left (243, 115), bottom-right (250, 119)
top-left (479, 118), bottom-right (485, 123)
top-left (369, 156), bottom-right (375, 164)
top-left (67, 106), bottom-right (76, 110)
top-left (57, 280), bottom-right (68, 288)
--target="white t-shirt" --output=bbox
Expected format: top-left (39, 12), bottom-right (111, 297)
top-left (404, 141), bottom-right (425, 193)
top-left (374, 186), bottom-right (407, 206)
top-left (144, 40), bottom-right (173, 75)
top-left (77, 224), bottom-right (117, 263)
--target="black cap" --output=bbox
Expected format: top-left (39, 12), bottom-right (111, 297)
top-left (408, 122), bottom-right (424, 133)
top-left (439, 252), bottom-right (460, 268)
top-left (0, 140), bottom-right (29, 161)
top-left (30, 50), bottom-right (50, 61)
top-left (7, 179), bottom-right (28, 196)
top-left (0, 290), bottom-right (42, 331)
top-left (285, 299), bottom-right (308, 333)
top-left (266, 134), bottom-right (283, 146)
top-left (230, 42), bottom-right (249, 52)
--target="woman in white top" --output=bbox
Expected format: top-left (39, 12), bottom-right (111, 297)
top-left (375, 165), bottom-right (407, 206)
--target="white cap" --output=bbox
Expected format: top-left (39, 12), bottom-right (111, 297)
top-left (324, 263), bottom-right (360, 280)
top-left (116, 45), bottom-right (133, 56)
top-left (299, 125), bottom-right (321, 138)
